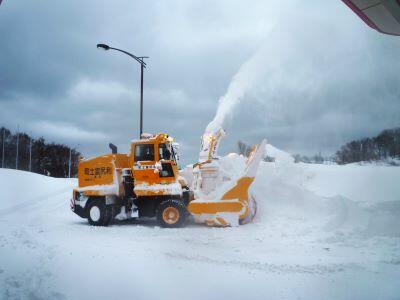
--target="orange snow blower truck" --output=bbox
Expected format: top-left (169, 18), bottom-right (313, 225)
top-left (71, 131), bottom-right (266, 228)
top-left (71, 133), bottom-right (191, 227)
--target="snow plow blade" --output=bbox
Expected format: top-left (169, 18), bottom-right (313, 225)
top-left (188, 139), bottom-right (266, 226)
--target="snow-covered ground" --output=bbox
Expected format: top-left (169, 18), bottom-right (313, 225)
top-left (0, 159), bottom-right (399, 300)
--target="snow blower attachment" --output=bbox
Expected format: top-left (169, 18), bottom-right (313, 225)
top-left (188, 126), bottom-right (266, 226)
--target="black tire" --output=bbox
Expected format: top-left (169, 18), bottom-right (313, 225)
top-left (156, 199), bottom-right (187, 228)
top-left (86, 200), bottom-right (112, 226)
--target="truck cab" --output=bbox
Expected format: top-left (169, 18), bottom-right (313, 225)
top-left (130, 133), bottom-right (181, 195)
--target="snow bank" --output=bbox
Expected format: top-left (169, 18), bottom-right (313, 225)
top-left (305, 163), bottom-right (400, 204)
top-left (265, 143), bottom-right (295, 163)
top-left (0, 168), bottom-right (75, 212)
top-left (252, 146), bottom-right (400, 239)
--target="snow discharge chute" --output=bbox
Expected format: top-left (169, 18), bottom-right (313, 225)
top-left (188, 122), bottom-right (266, 227)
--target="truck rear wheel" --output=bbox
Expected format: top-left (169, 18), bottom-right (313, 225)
top-left (156, 199), bottom-right (187, 228)
top-left (87, 200), bottom-right (112, 226)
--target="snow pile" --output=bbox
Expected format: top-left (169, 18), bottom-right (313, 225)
top-left (251, 145), bottom-right (400, 240)
top-left (217, 152), bottom-right (247, 180)
top-left (265, 143), bottom-right (294, 163)
top-left (0, 169), bottom-right (75, 213)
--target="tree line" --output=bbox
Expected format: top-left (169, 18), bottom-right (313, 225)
top-left (335, 127), bottom-right (400, 165)
top-left (0, 127), bottom-right (81, 177)
top-left (293, 152), bottom-right (329, 164)
top-left (238, 127), bottom-right (400, 165)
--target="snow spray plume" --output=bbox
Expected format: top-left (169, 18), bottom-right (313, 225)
top-left (199, 51), bottom-right (268, 162)
top-left (205, 13), bottom-right (360, 139)
top-left (205, 50), bottom-right (267, 136)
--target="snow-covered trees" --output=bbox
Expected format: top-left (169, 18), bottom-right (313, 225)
top-left (335, 128), bottom-right (400, 164)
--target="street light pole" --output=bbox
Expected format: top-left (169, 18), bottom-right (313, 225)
top-left (15, 125), bottom-right (19, 170)
top-left (140, 62), bottom-right (144, 136)
top-left (96, 43), bottom-right (148, 138)
top-left (1, 128), bottom-right (5, 168)
top-left (29, 133), bottom-right (32, 172)
top-left (68, 147), bottom-right (72, 178)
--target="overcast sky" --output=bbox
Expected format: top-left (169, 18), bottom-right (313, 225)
top-left (1, 0), bottom-right (399, 164)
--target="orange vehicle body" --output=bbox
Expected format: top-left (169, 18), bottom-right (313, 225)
top-left (77, 154), bottom-right (129, 197)
top-left (75, 133), bottom-right (183, 198)
top-left (71, 133), bottom-right (190, 227)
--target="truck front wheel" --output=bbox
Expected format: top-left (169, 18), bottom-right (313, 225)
top-left (156, 199), bottom-right (187, 228)
top-left (87, 200), bottom-right (112, 226)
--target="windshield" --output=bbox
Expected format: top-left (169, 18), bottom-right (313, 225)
top-left (134, 144), bottom-right (155, 161)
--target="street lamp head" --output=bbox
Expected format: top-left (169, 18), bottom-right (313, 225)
top-left (97, 43), bottom-right (110, 50)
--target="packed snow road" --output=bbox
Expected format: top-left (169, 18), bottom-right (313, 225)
top-left (0, 162), bottom-right (400, 300)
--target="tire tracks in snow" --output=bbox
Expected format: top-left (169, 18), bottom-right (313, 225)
top-left (165, 252), bottom-right (364, 275)
top-left (0, 227), bottom-right (66, 300)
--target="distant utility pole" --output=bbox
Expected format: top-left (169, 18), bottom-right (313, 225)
top-left (68, 144), bottom-right (80, 178)
top-left (68, 147), bottom-right (72, 178)
top-left (15, 125), bottom-right (19, 170)
top-left (29, 132), bottom-right (32, 172)
top-left (1, 128), bottom-right (5, 168)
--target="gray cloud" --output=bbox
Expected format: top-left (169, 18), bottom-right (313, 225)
top-left (0, 0), bottom-right (399, 165)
